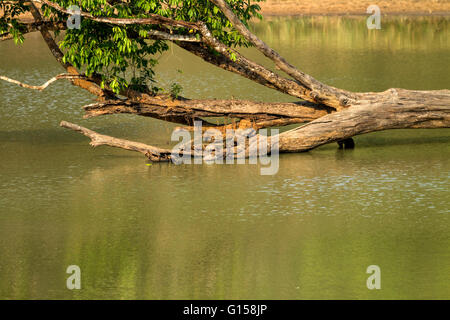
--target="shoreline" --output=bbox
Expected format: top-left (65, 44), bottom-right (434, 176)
top-left (259, 12), bottom-right (450, 17)
top-left (259, 0), bottom-right (450, 17)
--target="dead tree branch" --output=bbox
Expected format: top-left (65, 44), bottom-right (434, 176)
top-left (0, 73), bottom-right (84, 90)
top-left (59, 121), bottom-right (174, 161)
top-left (210, 0), bottom-right (356, 109)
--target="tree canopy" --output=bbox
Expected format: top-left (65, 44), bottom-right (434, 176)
top-left (1, 0), bottom-right (263, 93)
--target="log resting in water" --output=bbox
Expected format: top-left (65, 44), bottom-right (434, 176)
top-left (61, 88), bottom-right (450, 161)
top-left (278, 89), bottom-right (450, 152)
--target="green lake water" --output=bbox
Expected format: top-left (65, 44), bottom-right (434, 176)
top-left (0, 16), bottom-right (449, 299)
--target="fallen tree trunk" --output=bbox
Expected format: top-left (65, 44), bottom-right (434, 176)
top-left (61, 88), bottom-right (450, 160)
top-left (278, 89), bottom-right (450, 152)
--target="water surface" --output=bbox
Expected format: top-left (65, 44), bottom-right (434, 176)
top-left (0, 16), bottom-right (449, 299)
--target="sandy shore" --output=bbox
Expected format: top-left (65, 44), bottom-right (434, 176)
top-left (259, 0), bottom-right (450, 16)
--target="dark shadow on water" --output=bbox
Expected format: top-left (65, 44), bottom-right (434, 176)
top-left (1, 127), bottom-right (449, 146)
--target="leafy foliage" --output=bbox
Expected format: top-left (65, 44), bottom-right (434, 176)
top-left (0, 0), bottom-right (30, 44)
top-left (169, 82), bottom-right (183, 98)
top-left (2, 0), bottom-right (263, 94)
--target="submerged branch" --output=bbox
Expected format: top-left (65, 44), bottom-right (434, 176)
top-left (60, 121), bottom-right (174, 161)
top-left (61, 89), bottom-right (450, 162)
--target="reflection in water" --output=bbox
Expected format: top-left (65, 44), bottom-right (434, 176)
top-left (0, 16), bottom-right (449, 299)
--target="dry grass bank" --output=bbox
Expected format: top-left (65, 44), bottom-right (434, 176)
top-left (259, 0), bottom-right (450, 16)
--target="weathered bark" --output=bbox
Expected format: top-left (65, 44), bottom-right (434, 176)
top-left (210, 0), bottom-right (357, 109)
top-left (27, 0), bottom-right (351, 107)
top-left (60, 121), bottom-right (174, 161)
top-left (27, 2), bottom-right (111, 98)
top-left (278, 89), bottom-right (450, 152)
top-left (60, 89), bottom-right (450, 161)
top-left (82, 97), bottom-right (331, 123)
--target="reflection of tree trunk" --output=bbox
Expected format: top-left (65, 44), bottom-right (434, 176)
top-left (1, 0), bottom-right (449, 161)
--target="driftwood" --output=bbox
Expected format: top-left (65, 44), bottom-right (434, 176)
top-left (1, 0), bottom-right (448, 163)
